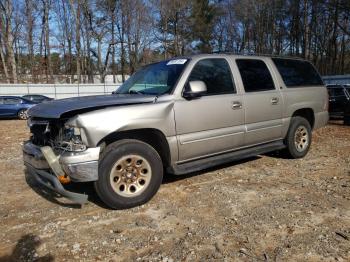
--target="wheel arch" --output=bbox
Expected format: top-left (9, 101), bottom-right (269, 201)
top-left (17, 107), bottom-right (29, 119)
top-left (291, 108), bottom-right (315, 129)
top-left (97, 128), bottom-right (172, 169)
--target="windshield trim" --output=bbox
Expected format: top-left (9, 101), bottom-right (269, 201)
top-left (169, 58), bottom-right (191, 95)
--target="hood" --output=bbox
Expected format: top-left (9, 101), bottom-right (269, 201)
top-left (28, 94), bottom-right (157, 119)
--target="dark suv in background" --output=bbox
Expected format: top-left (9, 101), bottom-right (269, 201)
top-left (326, 85), bottom-right (350, 125)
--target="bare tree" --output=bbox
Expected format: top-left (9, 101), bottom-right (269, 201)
top-left (69, 0), bottom-right (81, 83)
top-left (39, 0), bottom-right (54, 83)
top-left (0, 0), bottom-right (18, 83)
top-left (0, 34), bottom-right (9, 82)
top-left (0, 0), bottom-right (349, 83)
top-left (24, 0), bottom-right (36, 82)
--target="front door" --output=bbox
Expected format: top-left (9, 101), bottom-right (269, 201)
top-left (174, 58), bottom-right (245, 162)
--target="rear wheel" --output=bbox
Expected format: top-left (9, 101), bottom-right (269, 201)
top-left (95, 139), bottom-right (163, 209)
top-left (284, 116), bottom-right (312, 158)
top-left (17, 109), bottom-right (28, 120)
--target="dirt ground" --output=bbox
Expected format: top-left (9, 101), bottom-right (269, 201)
top-left (0, 120), bottom-right (349, 262)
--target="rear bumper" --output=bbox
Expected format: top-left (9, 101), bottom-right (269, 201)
top-left (25, 163), bottom-right (88, 204)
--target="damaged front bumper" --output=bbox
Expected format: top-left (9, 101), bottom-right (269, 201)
top-left (25, 164), bottom-right (89, 204)
top-left (23, 141), bottom-right (100, 204)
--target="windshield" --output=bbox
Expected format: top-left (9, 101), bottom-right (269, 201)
top-left (116, 59), bottom-right (189, 95)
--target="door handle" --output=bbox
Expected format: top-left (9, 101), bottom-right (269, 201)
top-left (271, 97), bottom-right (279, 105)
top-left (232, 101), bottom-right (242, 109)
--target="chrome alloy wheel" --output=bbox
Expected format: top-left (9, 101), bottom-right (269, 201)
top-left (109, 155), bottom-right (152, 197)
top-left (18, 109), bottom-right (28, 120)
top-left (294, 125), bottom-right (309, 152)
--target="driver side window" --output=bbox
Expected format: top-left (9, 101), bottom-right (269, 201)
top-left (187, 58), bottom-right (236, 95)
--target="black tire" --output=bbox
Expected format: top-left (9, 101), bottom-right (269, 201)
top-left (284, 116), bottom-right (312, 159)
top-left (95, 139), bottom-right (163, 209)
top-left (17, 109), bottom-right (28, 120)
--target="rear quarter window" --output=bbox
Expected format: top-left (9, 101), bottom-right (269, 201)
top-left (272, 58), bottom-right (323, 87)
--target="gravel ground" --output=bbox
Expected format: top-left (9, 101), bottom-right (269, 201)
top-left (0, 120), bottom-right (349, 262)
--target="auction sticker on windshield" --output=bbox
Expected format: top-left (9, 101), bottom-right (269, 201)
top-left (167, 59), bottom-right (187, 65)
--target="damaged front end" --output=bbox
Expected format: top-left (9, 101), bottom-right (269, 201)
top-left (23, 117), bottom-right (100, 204)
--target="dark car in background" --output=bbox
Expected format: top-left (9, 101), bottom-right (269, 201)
top-left (326, 85), bottom-right (350, 125)
top-left (0, 96), bottom-right (37, 120)
top-left (22, 94), bottom-right (53, 103)
top-left (344, 89), bottom-right (350, 125)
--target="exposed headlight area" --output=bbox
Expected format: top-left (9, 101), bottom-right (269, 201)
top-left (55, 125), bottom-right (87, 152)
top-left (28, 116), bottom-right (88, 153)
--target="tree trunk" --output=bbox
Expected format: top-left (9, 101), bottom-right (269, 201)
top-left (97, 38), bottom-right (103, 83)
top-left (2, 0), bottom-right (17, 83)
top-left (303, 0), bottom-right (310, 59)
top-left (76, 2), bottom-right (81, 83)
top-left (25, 0), bottom-right (36, 82)
top-left (0, 37), bottom-right (10, 83)
top-left (70, 0), bottom-right (81, 83)
top-left (111, 8), bottom-right (116, 83)
top-left (43, 0), bottom-right (53, 83)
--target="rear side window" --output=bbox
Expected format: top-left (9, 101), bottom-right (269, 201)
top-left (272, 58), bottom-right (323, 87)
top-left (188, 58), bottom-right (235, 95)
top-left (236, 59), bottom-right (275, 92)
top-left (333, 89), bottom-right (345, 97)
top-left (4, 98), bottom-right (21, 104)
top-left (328, 88), bottom-right (347, 98)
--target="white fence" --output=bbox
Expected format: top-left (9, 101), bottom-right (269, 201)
top-left (0, 83), bottom-right (121, 99)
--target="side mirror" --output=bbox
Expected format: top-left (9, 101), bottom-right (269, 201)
top-left (183, 81), bottom-right (207, 99)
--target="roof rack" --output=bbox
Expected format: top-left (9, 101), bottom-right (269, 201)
top-left (209, 51), bottom-right (305, 60)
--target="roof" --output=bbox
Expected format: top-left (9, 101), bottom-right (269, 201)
top-left (0, 96), bottom-right (23, 99)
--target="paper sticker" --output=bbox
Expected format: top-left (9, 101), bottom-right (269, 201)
top-left (166, 59), bottom-right (187, 65)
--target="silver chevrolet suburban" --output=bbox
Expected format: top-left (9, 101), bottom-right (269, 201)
top-left (23, 54), bottom-right (329, 209)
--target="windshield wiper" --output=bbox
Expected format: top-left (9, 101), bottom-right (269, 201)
top-left (129, 90), bottom-right (145, 95)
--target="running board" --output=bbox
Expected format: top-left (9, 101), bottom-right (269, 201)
top-left (169, 140), bottom-right (285, 175)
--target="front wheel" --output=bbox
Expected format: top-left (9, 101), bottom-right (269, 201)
top-left (95, 139), bottom-right (163, 209)
top-left (284, 116), bottom-right (312, 159)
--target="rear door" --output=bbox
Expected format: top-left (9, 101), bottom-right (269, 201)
top-left (235, 58), bottom-right (283, 145)
top-left (174, 58), bottom-right (245, 161)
